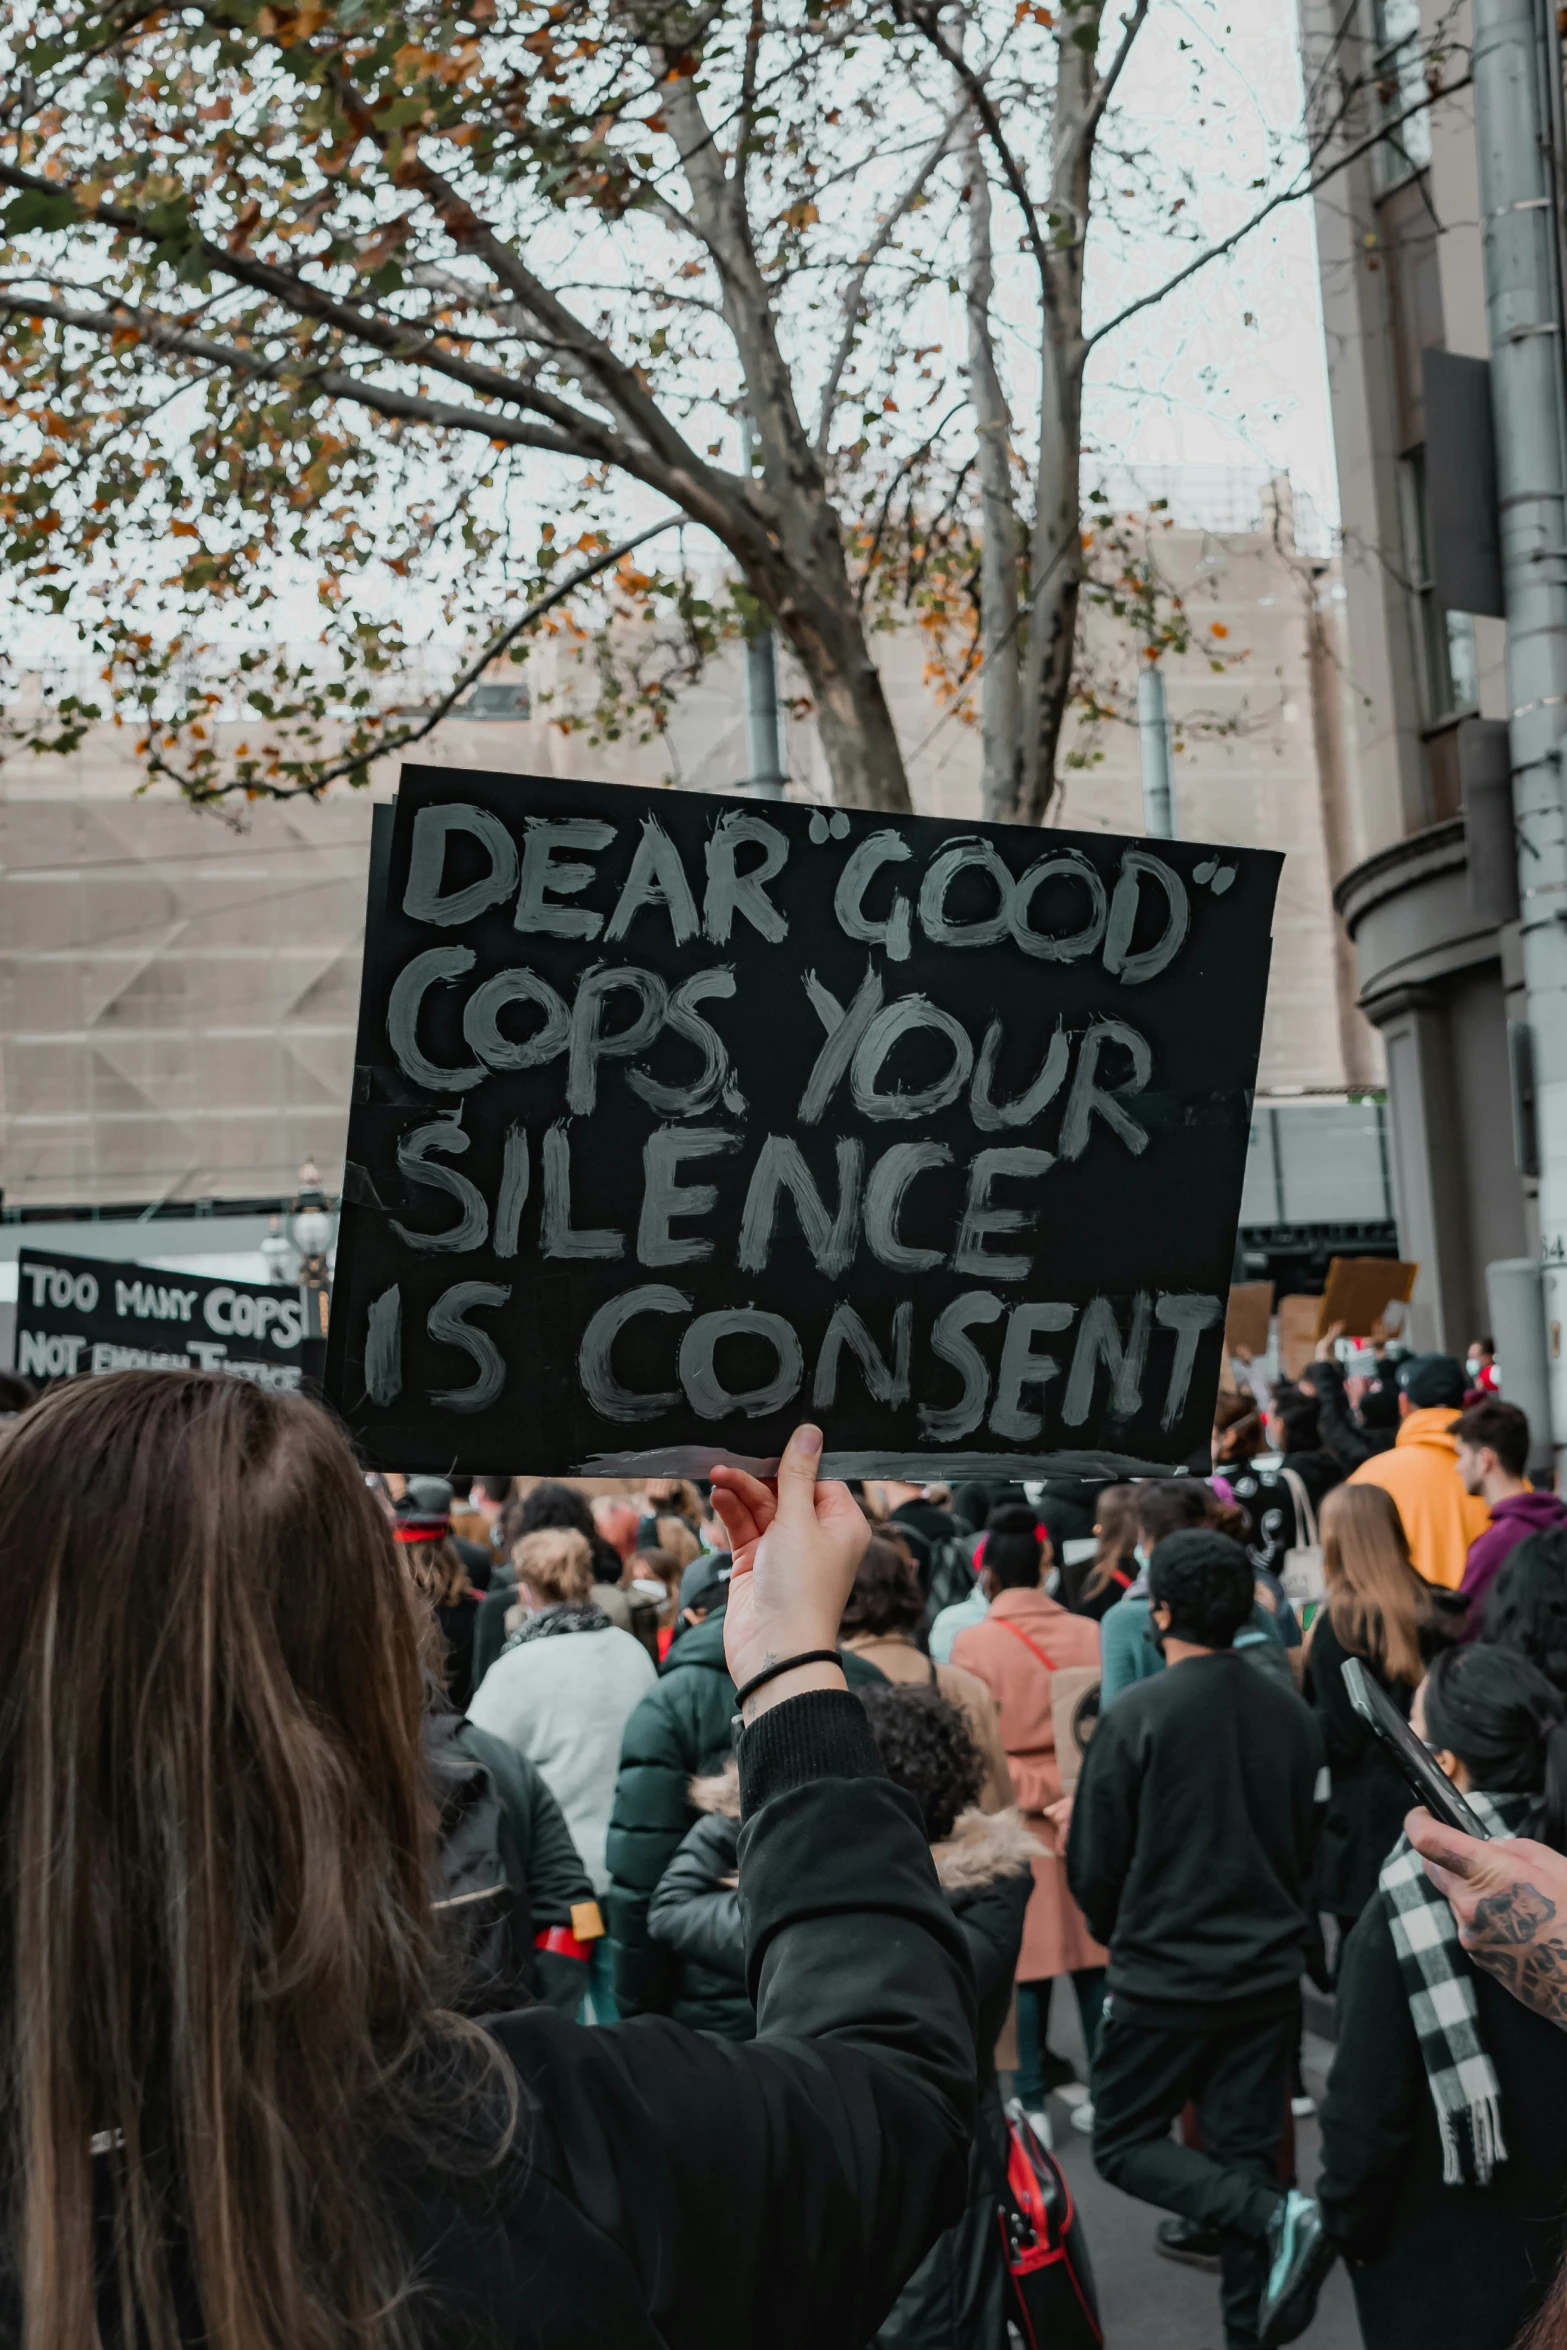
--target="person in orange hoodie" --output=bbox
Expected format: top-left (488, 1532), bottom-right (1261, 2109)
top-left (1348, 1352), bottom-right (1489, 1591)
top-left (953, 1502), bottom-right (1105, 2131)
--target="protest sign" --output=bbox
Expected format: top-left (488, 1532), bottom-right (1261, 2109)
top-left (325, 767), bottom-right (1280, 1477)
top-left (1315, 1254), bottom-right (1418, 1339)
top-left (15, 1246), bottom-right (309, 1388)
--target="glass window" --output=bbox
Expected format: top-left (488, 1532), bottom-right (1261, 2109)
top-left (1400, 447), bottom-right (1478, 723)
top-left (1371, 0), bottom-right (1433, 192)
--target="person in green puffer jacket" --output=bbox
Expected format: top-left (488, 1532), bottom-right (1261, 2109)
top-left (604, 1580), bottom-right (889, 2014)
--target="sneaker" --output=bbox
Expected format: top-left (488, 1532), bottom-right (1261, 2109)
top-left (1069, 2099), bottom-right (1095, 2135)
top-left (1155, 2215), bottom-right (1223, 2271)
top-left (1289, 2091), bottom-right (1317, 2118)
top-left (1259, 2190), bottom-right (1336, 2345)
top-left (1024, 2107), bottom-right (1054, 2152)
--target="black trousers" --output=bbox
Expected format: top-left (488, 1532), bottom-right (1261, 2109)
top-left (1091, 1998), bottom-right (1296, 2350)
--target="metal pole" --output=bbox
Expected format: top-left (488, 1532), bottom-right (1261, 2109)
top-left (1137, 661), bottom-right (1176, 837)
top-left (1473, 0), bottom-right (1567, 1466)
top-left (739, 418), bottom-right (787, 798)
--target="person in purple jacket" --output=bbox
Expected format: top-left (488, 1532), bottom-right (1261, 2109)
top-left (1456, 1398), bottom-right (1567, 1637)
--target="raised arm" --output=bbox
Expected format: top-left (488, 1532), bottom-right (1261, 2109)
top-left (492, 1431), bottom-right (975, 2349)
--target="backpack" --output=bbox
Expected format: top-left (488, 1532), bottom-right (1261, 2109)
top-left (992, 2101), bottom-right (1104, 2350)
top-left (923, 1533), bottom-right (979, 1628)
top-left (425, 1713), bottom-right (533, 2013)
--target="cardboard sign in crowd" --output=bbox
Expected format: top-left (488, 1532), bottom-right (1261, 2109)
top-left (15, 1247), bottom-right (309, 1389)
top-left (325, 767), bottom-right (1280, 1477)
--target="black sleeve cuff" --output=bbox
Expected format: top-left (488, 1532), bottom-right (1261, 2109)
top-left (736, 1688), bottom-right (887, 1817)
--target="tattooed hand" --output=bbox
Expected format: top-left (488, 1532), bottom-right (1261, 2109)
top-left (1406, 1809), bottom-right (1567, 2028)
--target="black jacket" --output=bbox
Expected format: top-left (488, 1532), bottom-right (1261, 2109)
top-left (394, 1690), bottom-right (976, 2350)
top-left (435, 1591), bottom-right (482, 1712)
top-left (1304, 1601), bottom-right (1464, 1919)
top-left (1060, 1553), bottom-right (1134, 1620)
top-left (1032, 1476), bottom-right (1105, 1557)
top-left (430, 1712), bottom-right (597, 2014)
top-left (1066, 1652), bottom-right (1324, 2025)
top-left (1226, 1450), bottom-right (1343, 1580)
top-left (54, 1694), bottom-right (975, 2350)
top-left (470, 1569), bottom-right (518, 1696)
top-left (873, 1810), bottom-right (1035, 2350)
top-left (1319, 1888), bottom-right (1567, 2349)
top-left (604, 1611), bottom-right (887, 2015)
top-left (647, 1772), bottom-right (753, 2041)
top-left (649, 1780), bottom-right (1035, 2350)
top-left (1301, 1359), bottom-right (1396, 1473)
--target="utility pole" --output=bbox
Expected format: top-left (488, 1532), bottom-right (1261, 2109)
top-left (739, 418), bottom-right (787, 799)
top-left (1472, 0), bottom-right (1567, 1464)
top-left (1138, 661), bottom-right (1176, 837)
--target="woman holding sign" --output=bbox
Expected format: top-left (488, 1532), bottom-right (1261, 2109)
top-left (0, 1374), bottom-right (973, 2350)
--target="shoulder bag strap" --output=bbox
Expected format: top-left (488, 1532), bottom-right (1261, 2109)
top-left (997, 1616), bottom-right (1060, 1674)
top-left (1279, 1464), bottom-right (1319, 1549)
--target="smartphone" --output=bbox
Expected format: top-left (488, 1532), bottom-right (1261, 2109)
top-left (1341, 1657), bottom-right (1492, 1840)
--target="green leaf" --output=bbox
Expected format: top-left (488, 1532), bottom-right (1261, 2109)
top-left (3, 190), bottom-right (77, 234)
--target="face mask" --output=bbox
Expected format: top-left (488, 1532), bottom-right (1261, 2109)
top-left (1466, 1356), bottom-right (1482, 1379)
top-left (1133, 1541), bottom-right (1150, 1568)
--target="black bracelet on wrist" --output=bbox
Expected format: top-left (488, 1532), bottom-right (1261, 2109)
top-left (732, 1649), bottom-right (844, 1713)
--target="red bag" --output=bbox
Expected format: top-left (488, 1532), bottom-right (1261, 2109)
top-left (994, 2101), bottom-right (1104, 2350)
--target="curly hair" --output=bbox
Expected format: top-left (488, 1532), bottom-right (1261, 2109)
top-left (840, 1535), bottom-right (924, 1637)
top-left (857, 1686), bottom-right (985, 1843)
top-left (1147, 1530), bottom-right (1254, 1648)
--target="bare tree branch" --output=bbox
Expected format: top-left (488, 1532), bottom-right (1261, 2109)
top-left (887, 0), bottom-right (1057, 306)
top-left (814, 82), bottom-right (976, 453)
top-left (1086, 72), bottom-right (1472, 350)
top-left (1074, 0), bottom-right (1152, 163)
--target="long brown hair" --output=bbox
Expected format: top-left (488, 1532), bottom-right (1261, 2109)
top-left (401, 1531), bottom-right (471, 1609)
top-left (0, 1371), bottom-right (510, 2350)
top-left (1321, 1481), bottom-right (1441, 1685)
top-left (1082, 1484), bottom-right (1139, 1601)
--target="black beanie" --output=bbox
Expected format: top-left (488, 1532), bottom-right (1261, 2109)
top-left (1400, 1354), bottom-right (1468, 1411)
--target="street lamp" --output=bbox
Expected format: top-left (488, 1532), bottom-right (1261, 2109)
top-left (259, 1213), bottom-right (296, 1286)
top-left (286, 1159), bottom-right (336, 1342)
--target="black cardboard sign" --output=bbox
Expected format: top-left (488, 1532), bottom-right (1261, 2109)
top-left (324, 768), bottom-right (1279, 1477)
top-left (16, 1246), bottom-right (308, 1388)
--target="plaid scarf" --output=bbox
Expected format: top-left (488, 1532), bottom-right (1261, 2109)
top-left (502, 1600), bottom-right (611, 1650)
top-left (1378, 1787), bottom-right (1534, 2186)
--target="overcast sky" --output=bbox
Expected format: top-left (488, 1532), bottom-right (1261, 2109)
top-left (1080, 0), bottom-right (1339, 522)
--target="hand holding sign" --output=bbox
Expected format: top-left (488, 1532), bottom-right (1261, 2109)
top-left (713, 1425), bottom-right (870, 1720)
top-left (327, 768), bottom-right (1279, 1477)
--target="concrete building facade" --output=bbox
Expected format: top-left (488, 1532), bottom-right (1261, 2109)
top-left (1298, 0), bottom-right (1541, 1352)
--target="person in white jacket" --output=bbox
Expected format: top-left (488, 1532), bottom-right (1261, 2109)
top-left (467, 1524), bottom-right (655, 2018)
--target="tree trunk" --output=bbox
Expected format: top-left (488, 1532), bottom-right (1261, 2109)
top-left (1018, 329), bottom-right (1084, 825)
top-left (1016, 16), bottom-right (1102, 824)
top-left (964, 116), bottom-right (1023, 822)
top-left (785, 603), bottom-right (915, 810)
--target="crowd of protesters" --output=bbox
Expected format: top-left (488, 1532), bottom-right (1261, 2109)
top-left (4, 1327), bottom-right (1567, 2350)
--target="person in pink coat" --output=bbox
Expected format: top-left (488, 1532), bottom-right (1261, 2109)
top-left (953, 1503), bottom-right (1106, 2123)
